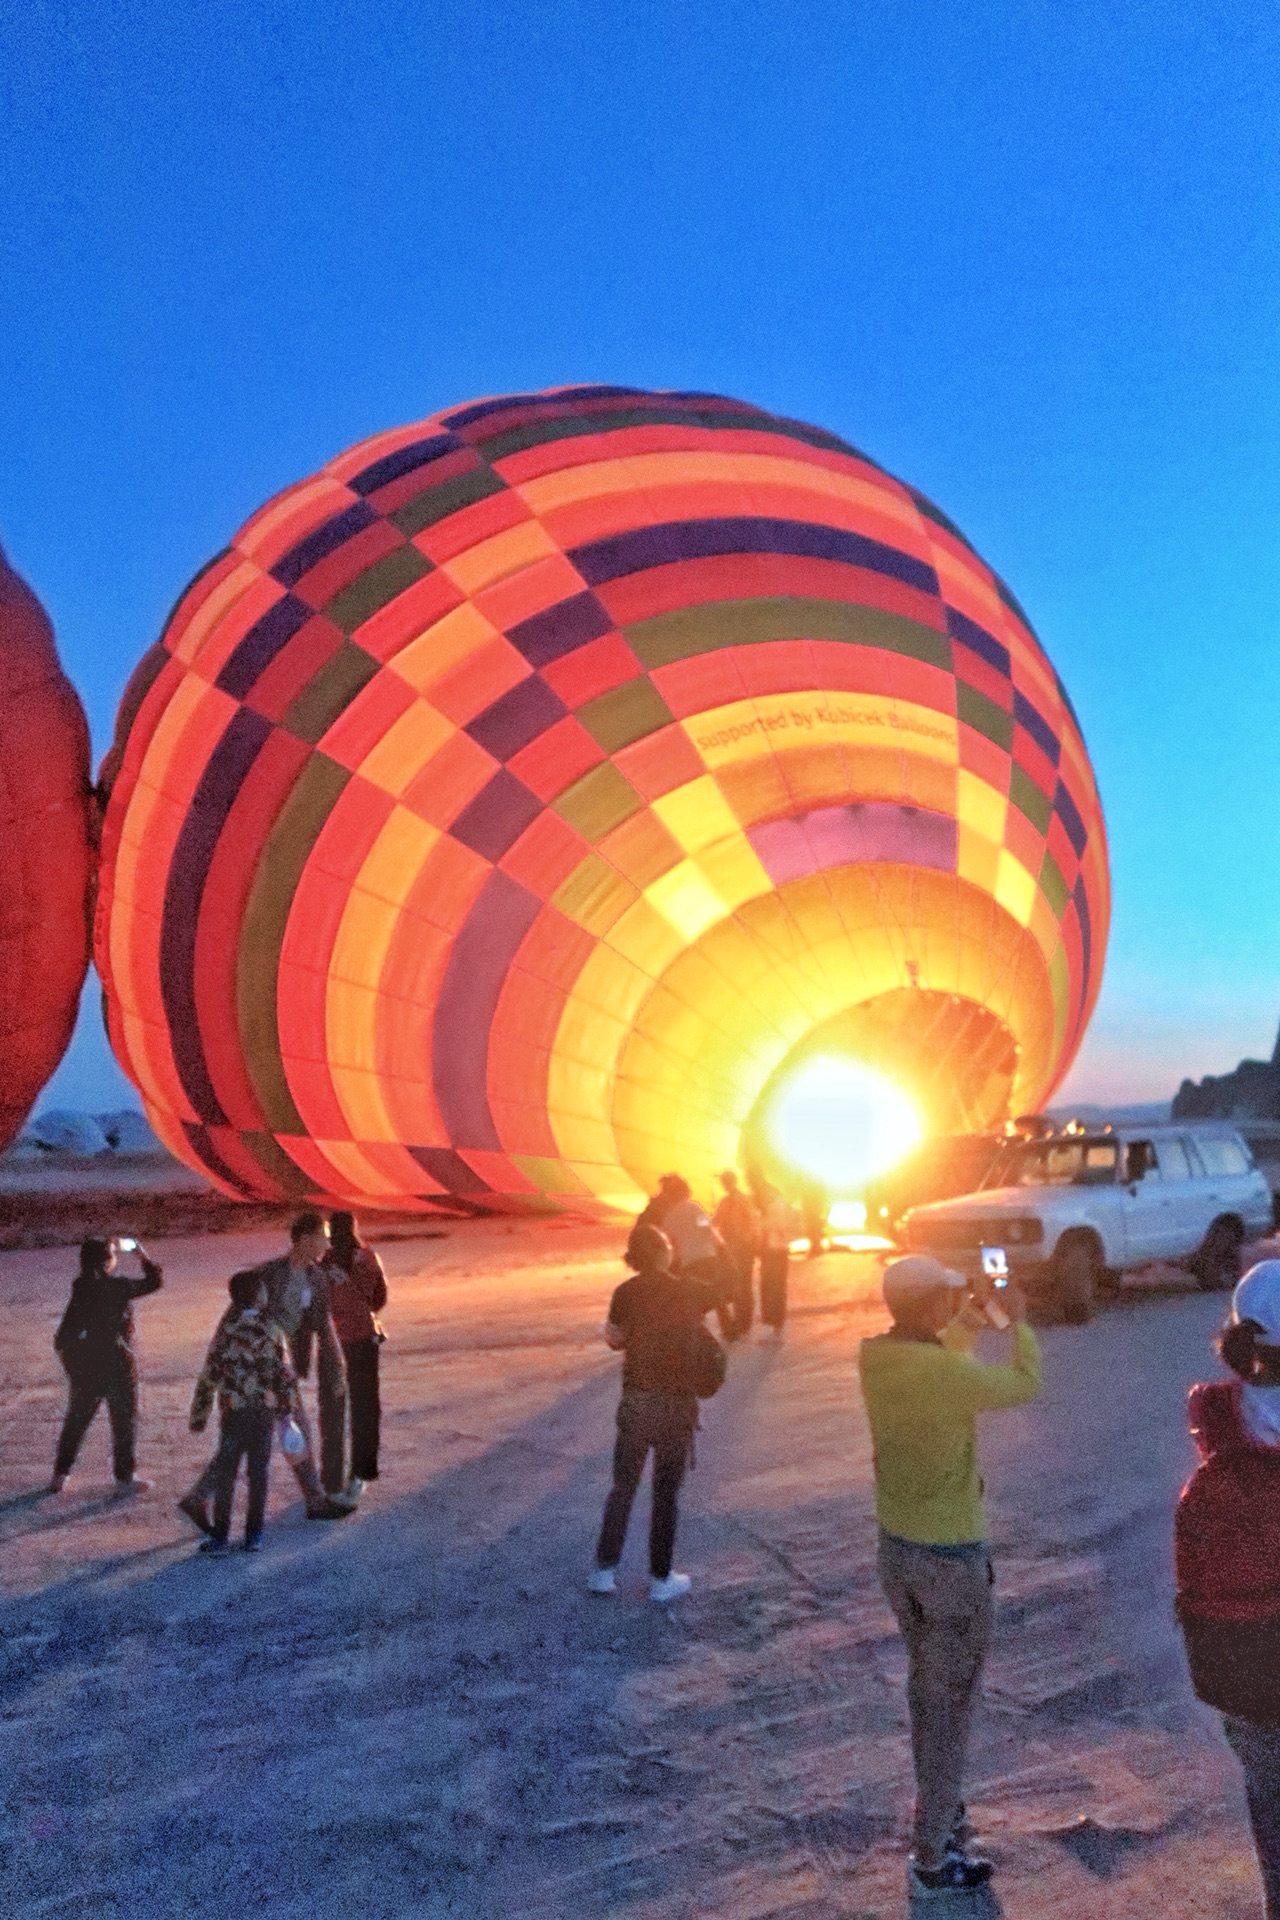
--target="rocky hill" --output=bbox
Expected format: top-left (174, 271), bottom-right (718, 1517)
top-left (1173, 1024), bottom-right (1280, 1120)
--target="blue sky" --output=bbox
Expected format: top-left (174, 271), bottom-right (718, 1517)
top-left (4, 0), bottom-right (1279, 1113)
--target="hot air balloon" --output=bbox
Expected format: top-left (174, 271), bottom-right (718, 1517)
top-left (95, 387), bottom-right (1108, 1211)
top-left (0, 546), bottom-right (93, 1150)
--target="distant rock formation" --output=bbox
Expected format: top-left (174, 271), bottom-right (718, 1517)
top-left (8, 1108), bottom-right (164, 1159)
top-left (1173, 1025), bottom-right (1280, 1121)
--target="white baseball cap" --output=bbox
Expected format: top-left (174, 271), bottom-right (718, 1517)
top-left (882, 1253), bottom-right (968, 1310)
top-left (1233, 1261), bottom-right (1280, 1345)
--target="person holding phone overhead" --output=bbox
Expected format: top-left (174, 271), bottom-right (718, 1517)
top-left (858, 1253), bottom-right (1042, 1899)
top-left (49, 1234), bottom-right (162, 1494)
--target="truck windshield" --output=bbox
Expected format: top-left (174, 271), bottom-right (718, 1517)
top-left (1010, 1139), bottom-right (1119, 1187)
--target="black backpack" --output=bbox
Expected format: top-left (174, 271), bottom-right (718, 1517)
top-left (690, 1324), bottom-right (727, 1398)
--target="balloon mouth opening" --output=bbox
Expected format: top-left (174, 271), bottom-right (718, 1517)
top-left (739, 987), bottom-right (1019, 1199)
top-left (760, 1054), bottom-right (923, 1195)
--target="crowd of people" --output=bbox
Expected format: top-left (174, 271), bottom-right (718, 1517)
top-left (37, 1172), bottom-right (1280, 1913)
top-left (48, 1208), bottom-right (388, 1550)
top-left (635, 1166), bottom-right (803, 1339)
top-left (585, 1179), bottom-right (1280, 1912)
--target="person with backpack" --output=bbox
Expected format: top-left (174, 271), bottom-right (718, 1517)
top-left (324, 1211), bottom-right (388, 1496)
top-left (859, 1253), bottom-right (1042, 1899)
top-left (188, 1268), bottom-right (301, 1553)
top-left (49, 1236), bottom-right (162, 1494)
top-left (588, 1223), bottom-right (724, 1603)
top-left (1175, 1262), bottom-right (1280, 1919)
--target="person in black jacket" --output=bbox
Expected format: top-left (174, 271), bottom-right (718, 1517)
top-left (49, 1236), bottom-right (162, 1494)
top-left (588, 1224), bottom-right (719, 1604)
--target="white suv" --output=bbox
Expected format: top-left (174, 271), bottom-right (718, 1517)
top-left (903, 1124), bottom-right (1273, 1322)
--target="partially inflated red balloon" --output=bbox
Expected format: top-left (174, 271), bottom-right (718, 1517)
top-left (0, 547), bottom-right (93, 1149)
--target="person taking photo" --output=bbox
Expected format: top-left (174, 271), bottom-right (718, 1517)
top-left (49, 1235), bottom-right (162, 1495)
top-left (858, 1253), bottom-right (1042, 1899)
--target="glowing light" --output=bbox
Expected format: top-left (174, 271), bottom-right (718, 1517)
top-left (763, 1056), bottom-right (923, 1192)
top-left (828, 1199), bottom-right (868, 1233)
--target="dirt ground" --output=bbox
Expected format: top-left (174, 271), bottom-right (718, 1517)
top-left (0, 1220), bottom-right (1271, 1919)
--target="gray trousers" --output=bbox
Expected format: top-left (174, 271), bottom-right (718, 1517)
top-left (877, 1529), bottom-right (993, 1866)
top-left (1224, 1716), bottom-right (1280, 1920)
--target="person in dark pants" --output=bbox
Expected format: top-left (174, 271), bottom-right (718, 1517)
top-left (714, 1170), bottom-right (758, 1338)
top-left (1176, 1262), bottom-right (1280, 1920)
top-left (589, 1224), bottom-right (719, 1604)
top-left (179, 1213), bottom-right (352, 1528)
top-left (189, 1268), bottom-right (300, 1553)
top-left (50, 1236), bottom-right (162, 1494)
top-left (325, 1211), bottom-right (388, 1495)
top-left (801, 1180), bottom-right (829, 1258)
top-left (750, 1174), bottom-right (796, 1332)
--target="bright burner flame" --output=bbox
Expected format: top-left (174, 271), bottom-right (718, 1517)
top-left (763, 1055), bottom-right (923, 1192)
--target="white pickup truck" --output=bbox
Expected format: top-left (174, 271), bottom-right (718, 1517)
top-left (903, 1123), bottom-right (1273, 1322)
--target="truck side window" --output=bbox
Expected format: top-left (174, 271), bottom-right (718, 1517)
top-left (1082, 1143), bottom-right (1118, 1184)
top-left (1125, 1141), bottom-right (1156, 1183)
top-left (1197, 1137), bottom-right (1251, 1177)
top-left (1158, 1137), bottom-right (1192, 1180)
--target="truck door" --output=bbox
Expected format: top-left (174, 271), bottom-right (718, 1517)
top-left (1152, 1135), bottom-right (1199, 1257)
top-left (1120, 1139), bottom-right (1174, 1262)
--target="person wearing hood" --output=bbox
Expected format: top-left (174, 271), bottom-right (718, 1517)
top-left (1176, 1262), bottom-right (1280, 1919)
top-left (859, 1253), bottom-right (1042, 1899)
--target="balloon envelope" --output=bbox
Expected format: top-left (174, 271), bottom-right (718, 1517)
top-left (0, 547), bottom-right (93, 1151)
top-left (95, 388), bottom-right (1109, 1209)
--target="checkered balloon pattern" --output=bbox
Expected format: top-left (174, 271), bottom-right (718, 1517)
top-left (95, 386), bottom-right (1109, 1211)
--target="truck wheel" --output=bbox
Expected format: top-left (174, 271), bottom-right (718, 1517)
top-left (1195, 1218), bottom-right (1243, 1293)
top-left (1054, 1236), bottom-right (1100, 1324)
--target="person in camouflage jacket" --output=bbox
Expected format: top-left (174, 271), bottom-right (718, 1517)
top-left (187, 1269), bottom-right (300, 1551)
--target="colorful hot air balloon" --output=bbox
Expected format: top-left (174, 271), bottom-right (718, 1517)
top-left (95, 387), bottom-right (1108, 1211)
top-left (0, 546), bottom-right (93, 1150)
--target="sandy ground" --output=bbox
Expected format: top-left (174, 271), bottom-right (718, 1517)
top-left (0, 1222), bottom-right (1272, 1919)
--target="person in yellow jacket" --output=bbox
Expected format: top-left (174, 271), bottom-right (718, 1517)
top-left (859, 1253), bottom-right (1042, 1900)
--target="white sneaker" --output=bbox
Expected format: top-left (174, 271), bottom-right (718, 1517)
top-left (346, 1477), bottom-right (365, 1500)
top-left (113, 1477), bottom-right (151, 1496)
top-left (649, 1571), bottom-right (692, 1603)
top-left (587, 1566), bottom-right (617, 1595)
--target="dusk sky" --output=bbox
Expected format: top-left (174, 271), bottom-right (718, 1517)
top-left (4, 0), bottom-right (1279, 1113)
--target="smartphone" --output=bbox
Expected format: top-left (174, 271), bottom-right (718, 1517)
top-left (116, 1236), bottom-right (138, 1252)
top-left (979, 1247), bottom-right (1011, 1328)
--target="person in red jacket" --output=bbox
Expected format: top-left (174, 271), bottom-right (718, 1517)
top-left (1176, 1261), bottom-right (1280, 1920)
top-left (325, 1212), bottom-right (388, 1496)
